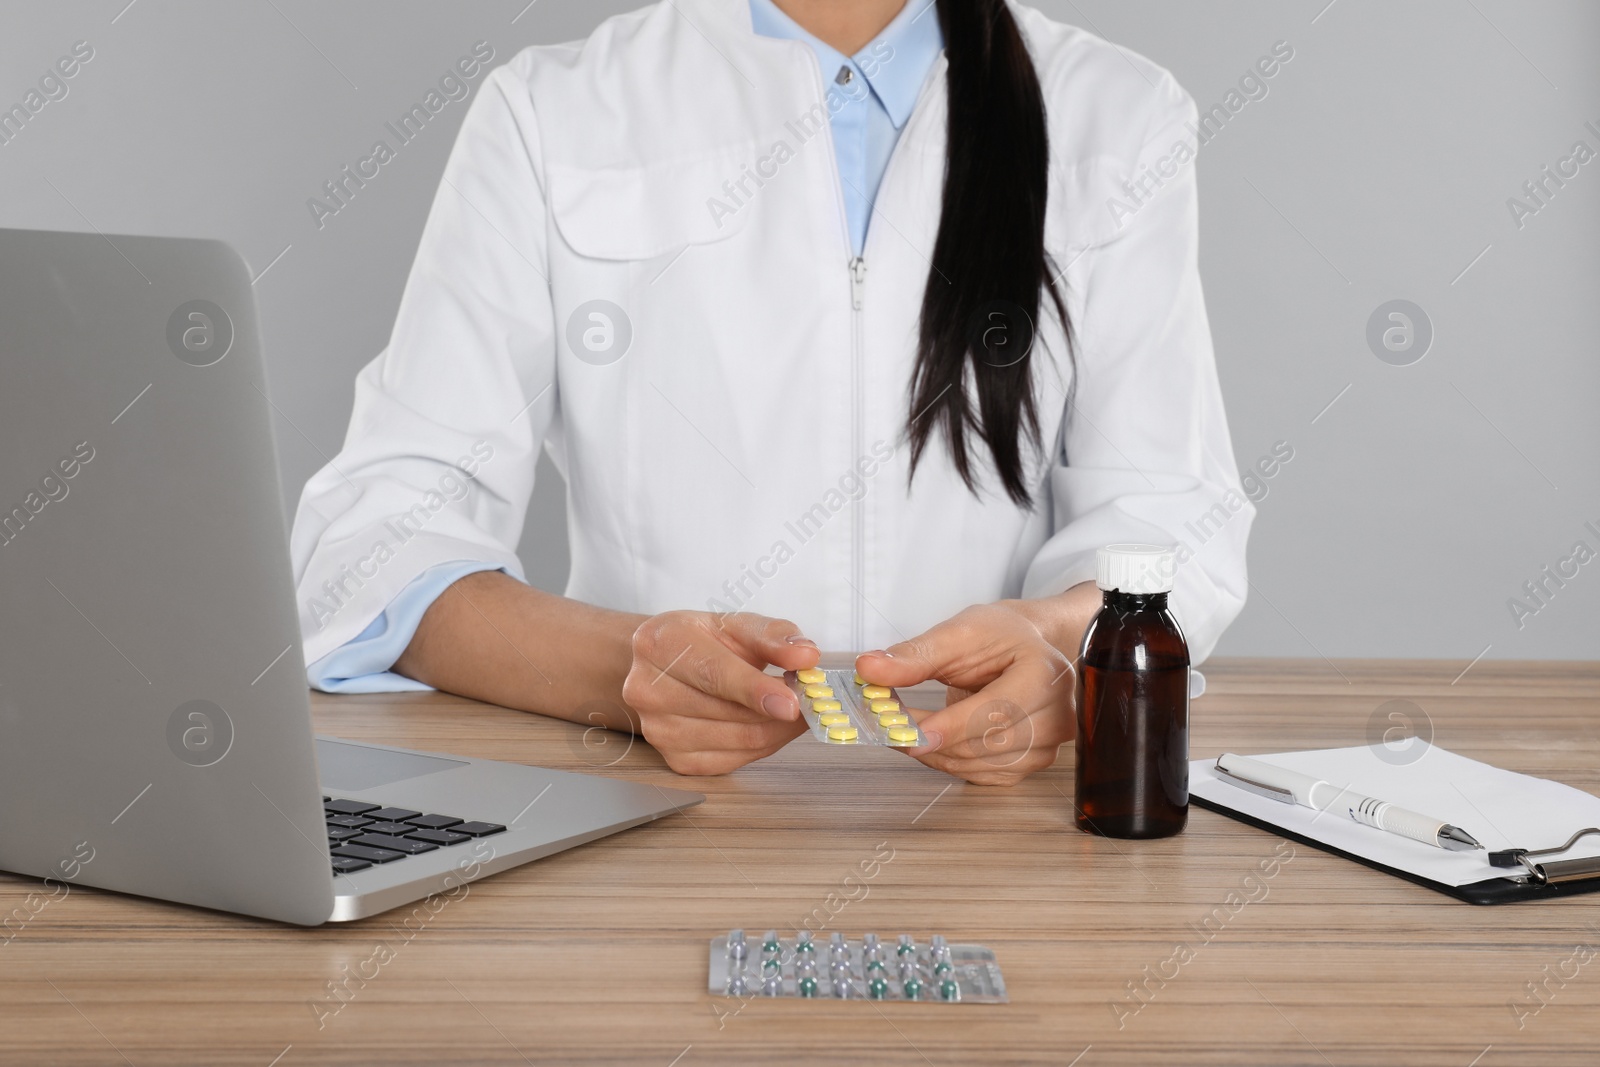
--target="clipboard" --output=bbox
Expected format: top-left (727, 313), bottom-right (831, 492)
top-left (1189, 744), bottom-right (1600, 905)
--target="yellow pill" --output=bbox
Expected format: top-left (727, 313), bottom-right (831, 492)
top-left (797, 669), bottom-right (826, 684)
top-left (811, 698), bottom-right (843, 712)
top-left (861, 685), bottom-right (891, 699)
top-left (877, 712), bottom-right (910, 727)
top-left (818, 712), bottom-right (851, 726)
top-left (853, 672), bottom-right (867, 685)
top-left (887, 726), bottom-right (920, 744)
top-left (803, 684), bottom-right (834, 699)
top-left (827, 724), bottom-right (860, 742)
top-left (868, 699), bottom-right (900, 714)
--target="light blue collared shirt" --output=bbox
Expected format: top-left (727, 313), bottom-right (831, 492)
top-left (749, 0), bottom-right (943, 256)
top-left (306, 1), bottom-right (944, 693)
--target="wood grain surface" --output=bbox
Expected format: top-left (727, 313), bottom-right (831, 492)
top-left (2, 658), bottom-right (1598, 1066)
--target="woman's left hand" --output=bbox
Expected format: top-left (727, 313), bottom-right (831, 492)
top-left (853, 586), bottom-right (1100, 786)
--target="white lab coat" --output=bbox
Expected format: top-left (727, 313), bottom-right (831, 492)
top-left (289, 0), bottom-right (1253, 668)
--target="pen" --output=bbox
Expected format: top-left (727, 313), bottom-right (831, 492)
top-left (1214, 753), bottom-right (1483, 852)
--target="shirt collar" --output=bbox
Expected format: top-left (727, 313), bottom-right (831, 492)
top-left (747, 0), bottom-right (944, 129)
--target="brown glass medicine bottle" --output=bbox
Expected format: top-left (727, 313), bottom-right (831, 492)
top-left (1075, 545), bottom-right (1190, 839)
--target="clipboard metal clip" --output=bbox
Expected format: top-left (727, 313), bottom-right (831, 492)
top-left (1488, 827), bottom-right (1600, 885)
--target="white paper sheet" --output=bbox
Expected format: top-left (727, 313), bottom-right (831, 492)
top-left (1189, 743), bottom-right (1600, 887)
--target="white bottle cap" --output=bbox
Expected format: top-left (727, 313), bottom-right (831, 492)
top-left (1095, 544), bottom-right (1177, 595)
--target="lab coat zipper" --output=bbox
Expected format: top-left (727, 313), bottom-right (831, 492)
top-left (796, 39), bottom-right (867, 652)
top-left (849, 255), bottom-right (867, 650)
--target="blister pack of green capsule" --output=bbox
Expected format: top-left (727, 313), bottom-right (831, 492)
top-left (708, 930), bottom-right (1007, 1003)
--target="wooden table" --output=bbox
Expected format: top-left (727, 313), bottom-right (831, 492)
top-left (3, 659), bottom-right (1598, 1066)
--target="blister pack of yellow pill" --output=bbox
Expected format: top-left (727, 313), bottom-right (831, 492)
top-left (787, 668), bottom-right (926, 747)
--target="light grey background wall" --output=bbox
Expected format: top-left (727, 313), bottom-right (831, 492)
top-left (2, 1), bottom-right (1595, 662)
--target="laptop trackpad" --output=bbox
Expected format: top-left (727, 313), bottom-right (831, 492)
top-left (315, 738), bottom-right (468, 791)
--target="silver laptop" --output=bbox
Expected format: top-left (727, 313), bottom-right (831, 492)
top-left (0, 227), bottom-right (702, 925)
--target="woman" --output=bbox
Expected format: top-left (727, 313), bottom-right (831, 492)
top-left (290, 0), bottom-right (1251, 785)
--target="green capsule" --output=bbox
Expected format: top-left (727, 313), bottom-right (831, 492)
top-left (798, 976), bottom-right (818, 998)
top-left (762, 940), bottom-right (781, 955)
top-left (903, 978), bottom-right (923, 999)
top-left (868, 977), bottom-right (888, 1000)
top-left (865, 959), bottom-right (886, 973)
top-left (940, 978), bottom-right (960, 1001)
top-left (762, 958), bottom-right (781, 974)
top-left (933, 960), bottom-right (953, 975)
top-left (896, 943), bottom-right (916, 956)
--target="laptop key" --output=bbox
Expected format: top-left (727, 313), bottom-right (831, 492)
top-left (327, 827), bottom-right (364, 843)
top-left (326, 814), bottom-right (375, 829)
top-left (331, 856), bottom-right (372, 874)
top-left (351, 833), bottom-right (439, 855)
top-left (363, 821), bottom-right (419, 836)
top-left (365, 807), bottom-right (422, 822)
top-left (324, 799), bottom-right (381, 816)
top-left (450, 821), bottom-right (507, 837)
top-left (407, 828), bottom-right (471, 846)
top-left (406, 814), bottom-right (463, 830)
top-left (332, 844), bottom-right (407, 864)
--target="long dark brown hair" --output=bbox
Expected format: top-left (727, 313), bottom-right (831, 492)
top-left (908, 0), bottom-right (1068, 507)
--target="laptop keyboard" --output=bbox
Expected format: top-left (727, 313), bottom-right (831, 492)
top-left (322, 796), bottom-right (506, 875)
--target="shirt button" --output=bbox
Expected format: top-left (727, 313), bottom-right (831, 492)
top-left (835, 66), bottom-right (854, 86)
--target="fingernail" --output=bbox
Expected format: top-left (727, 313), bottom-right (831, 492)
top-left (785, 634), bottom-right (817, 647)
top-left (863, 648), bottom-right (894, 659)
top-left (922, 730), bottom-right (941, 751)
top-left (761, 693), bottom-right (797, 720)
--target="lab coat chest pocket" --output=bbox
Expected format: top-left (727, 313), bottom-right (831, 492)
top-left (544, 147), bottom-right (758, 381)
top-left (546, 146), bottom-right (756, 265)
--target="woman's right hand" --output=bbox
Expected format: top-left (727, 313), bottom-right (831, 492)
top-left (621, 611), bottom-right (820, 776)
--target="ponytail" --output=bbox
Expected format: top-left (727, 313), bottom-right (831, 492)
top-left (907, 0), bottom-right (1068, 507)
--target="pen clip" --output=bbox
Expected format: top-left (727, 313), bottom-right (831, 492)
top-left (1213, 757), bottom-right (1295, 805)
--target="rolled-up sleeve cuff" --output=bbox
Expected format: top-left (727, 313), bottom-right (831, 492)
top-left (305, 561), bottom-right (504, 693)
